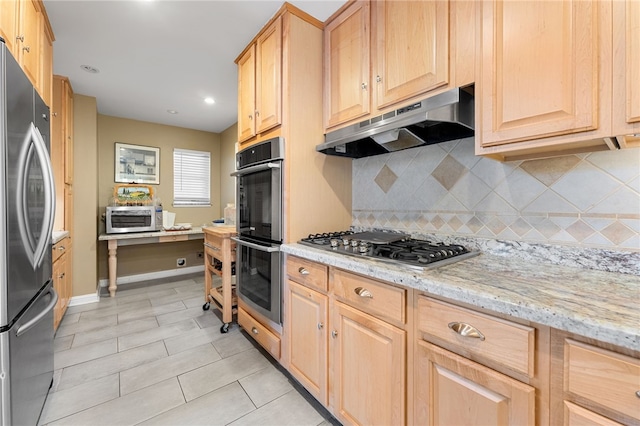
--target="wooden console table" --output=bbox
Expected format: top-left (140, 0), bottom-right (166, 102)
top-left (98, 227), bottom-right (205, 297)
top-left (202, 226), bottom-right (237, 333)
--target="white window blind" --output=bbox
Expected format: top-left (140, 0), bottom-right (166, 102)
top-left (173, 148), bottom-right (211, 206)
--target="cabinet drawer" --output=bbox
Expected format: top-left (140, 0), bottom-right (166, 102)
top-left (331, 269), bottom-right (405, 324)
top-left (204, 232), bottom-right (223, 249)
top-left (286, 256), bottom-right (328, 292)
top-left (238, 306), bottom-right (280, 360)
top-left (417, 296), bottom-right (535, 377)
top-left (52, 239), bottom-right (67, 263)
top-left (565, 339), bottom-right (640, 421)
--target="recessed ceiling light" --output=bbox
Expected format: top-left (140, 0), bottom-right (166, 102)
top-left (204, 97), bottom-right (215, 105)
top-left (167, 109), bottom-right (178, 114)
top-left (80, 65), bottom-right (100, 74)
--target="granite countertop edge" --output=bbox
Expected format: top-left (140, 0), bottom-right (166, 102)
top-left (52, 230), bottom-right (70, 245)
top-left (282, 243), bottom-right (639, 352)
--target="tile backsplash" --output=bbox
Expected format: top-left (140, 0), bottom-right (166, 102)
top-left (352, 138), bottom-right (640, 251)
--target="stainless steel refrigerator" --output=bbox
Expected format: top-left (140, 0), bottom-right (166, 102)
top-left (0, 39), bottom-right (58, 425)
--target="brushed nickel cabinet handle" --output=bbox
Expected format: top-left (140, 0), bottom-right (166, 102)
top-left (331, 330), bottom-right (338, 338)
top-left (57, 246), bottom-right (65, 251)
top-left (298, 267), bottom-right (309, 275)
top-left (354, 287), bottom-right (373, 298)
top-left (23, 46), bottom-right (30, 53)
top-left (636, 390), bottom-right (640, 399)
top-left (16, 35), bottom-right (24, 42)
top-left (361, 82), bottom-right (368, 90)
top-left (376, 75), bottom-right (382, 82)
top-left (251, 327), bottom-right (259, 335)
top-left (448, 322), bottom-right (485, 341)
top-left (317, 322), bottom-right (324, 330)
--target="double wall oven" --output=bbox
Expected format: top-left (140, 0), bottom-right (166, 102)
top-left (231, 137), bottom-right (283, 325)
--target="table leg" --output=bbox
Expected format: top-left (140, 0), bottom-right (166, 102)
top-left (108, 239), bottom-right (118, 297)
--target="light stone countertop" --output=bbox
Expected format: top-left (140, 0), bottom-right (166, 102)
top-left (52, 230), bottom-right (70, 245)
top-left (282, 243), bottom-right (640, 352)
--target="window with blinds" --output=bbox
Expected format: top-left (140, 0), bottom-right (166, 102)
top-left (173, 148), bottom-right (211, 206)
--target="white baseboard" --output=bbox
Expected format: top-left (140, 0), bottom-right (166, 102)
top-left (98, 265), bottom-right (205, 288)
top-left (68, 291), bottom-right (101, 306)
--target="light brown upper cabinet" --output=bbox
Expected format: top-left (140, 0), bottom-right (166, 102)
top-left (324, 0), bottom-right (475, 132)
top-left (612, 0), bottom-right (640, 149)
top-left (476, 0), bottom-right (638, 160)
top-left (373, 1), bottom-right (449, 109)
top-left (236, 16), bottom-right (282, 144)
top-left (38, 11), bottom-right (53, 107)
top-left (16, 0), bottom-right (40, 86)
top-left (323, 0), bottom-right (370, 129)
top-left (1, 0), bottom-right (55, 106)
top-left (0, 0), bottom-right (19, 56)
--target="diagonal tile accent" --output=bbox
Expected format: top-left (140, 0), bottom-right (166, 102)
top-left (565, 220), bottom-right (596, 242)
top-left (374, 165), bottom-right (398, 193)
top-left (600, 222), bottom-right (636, 244)
top-left (520, 156), bottom-right (581, 186)
top-left (432, 154), bottom-right (467, 190)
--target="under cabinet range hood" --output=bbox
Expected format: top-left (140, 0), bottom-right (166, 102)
top-left (318, 87), bottom-right (475, 158)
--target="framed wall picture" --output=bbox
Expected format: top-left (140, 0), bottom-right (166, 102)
top-left (115, 142), bottom-right (160, 184)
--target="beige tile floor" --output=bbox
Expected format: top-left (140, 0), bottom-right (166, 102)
top-left (39, 275), bottom-right (337, 426)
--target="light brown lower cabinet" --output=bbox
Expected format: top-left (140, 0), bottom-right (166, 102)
top-left (284, 256), bottom-right (639, 426)
top-left (551, 332), bottom-right (640, 426)
top-left (287, 279), bottom-right (328, 405)
top-left (415, 340), bottom-right (535, 425)
top-left (330, 301), bottom-right (406, 426)
top-left (52, 237), bottom-right (71, 330)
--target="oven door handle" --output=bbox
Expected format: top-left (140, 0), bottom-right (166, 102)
top-left (230, 162), bottom-right (281, 177)
top-left (231, 237), bottom-right (281, 253)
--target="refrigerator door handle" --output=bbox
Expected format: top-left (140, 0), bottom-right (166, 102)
top-left (16, 122), bottom-right (56, 269)
top-left (16, 288), bottom-right (58, 337)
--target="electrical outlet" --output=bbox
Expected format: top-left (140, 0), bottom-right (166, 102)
top-left (197, 252), bottom-right (204, 259)
top-left (177, 258), bottom-right (186, 267)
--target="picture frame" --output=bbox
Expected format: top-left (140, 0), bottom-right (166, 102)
top-left (115, 142), bottom-right (160, 184)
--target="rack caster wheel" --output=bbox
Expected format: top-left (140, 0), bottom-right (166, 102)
top-left (202, 302), bottom-right (210, 311)
top-left (220, 323), bottom-right (230, 333)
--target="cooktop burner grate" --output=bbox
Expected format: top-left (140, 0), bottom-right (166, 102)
top-left (299, 231), bottom-right (479, 269)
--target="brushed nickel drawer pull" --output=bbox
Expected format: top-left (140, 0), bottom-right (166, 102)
top-left (317, 322), bottom-right (324, 330)
top-left (331, 330), bottom-right (338, 338)
top-left (448, 322), bottom-right (486, 341)
top-left (354, 287), bottom-right (373, 298)
top-left (251, 327), bottom-right (259, 335)
top-left (57, 246), bottom-right (65, 251)
top-left (298, 267), bottom-right (309, 275)
top-left (636, 390), bottom-right (640, 399)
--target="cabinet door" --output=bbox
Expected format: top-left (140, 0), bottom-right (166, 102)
top-left (237, 45), bottom-right (256, 143)
top-left (51, 77), bottom-right (65, 231)
top-left (613, 0), bottom-right (640, 147)
top-left (330, 301), bottom-right (405, 426)
top-left (255, 15), bottom-right (282, 134)
top-left (52, 250), bottom-right (67, 330)
top-left (64, 81), bottom-right (74, 185)
top-left (17, 0), bottom-right (40, 85)
top-left (479, 0), bottom-right (599, 146)
top-left (0, 0), bottom-right (18, 56)
top-left (415, 341), bottom-right (535, 425)
top-left (373, 0), bottom-right (448, 109)
top-left (38, 19), bottom-right (53, 107)
top-left (324, 0), bottom-right (370, 129)
top-left (286, 280), bottom-right (328, 405)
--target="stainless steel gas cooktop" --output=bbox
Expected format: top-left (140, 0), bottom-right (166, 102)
top-left (298, 231), bottom-right (479, 269)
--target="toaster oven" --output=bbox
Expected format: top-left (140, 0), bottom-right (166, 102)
top-left (106, 205), bottom-right (162, 234)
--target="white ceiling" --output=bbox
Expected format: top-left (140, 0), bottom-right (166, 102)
top-left (43, 0), bottom-right (346, 133)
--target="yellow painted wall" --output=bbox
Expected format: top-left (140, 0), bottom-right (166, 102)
top-left (96, 115), bottom-right (225, 281)
top-left (220, 123), bottom-right (238, 212)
